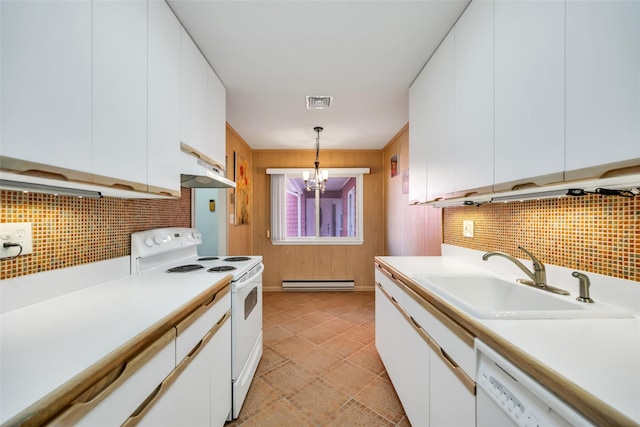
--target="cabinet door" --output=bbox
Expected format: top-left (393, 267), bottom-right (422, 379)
top-left (429, 343), bottom-right (475, 427)
top-left (409, 64), bottom-right (429, 204)
top-left (375, 283), bottom-right (430, 427)
top-left (454, 0), bottom-right (494, 195)
top-left (375, 284), bottom-right (395, 375)
top-left (180, 28), bottom-right (208, 156)
top-left (148, 0), bottom-right (181, 195)
top-left (92, 0), bottom-right (148, 188)
top-left (425, 30), bottom-right (455, 201)
top-left (565, 0), bottom-right (640, 177)
top-left (1, 0), bottom-right (91, 171)
top-left (134, 341), bottom-right (211, 427)
top-left (206, 68), bottom-right (227, 169)
top-left (494, 0), bottom-right (565, 189)
top-left (210, 316), bottom-right (232, 426)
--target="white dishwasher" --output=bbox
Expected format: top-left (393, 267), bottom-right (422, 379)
top-left (475, 340), bottom-right (594, 427)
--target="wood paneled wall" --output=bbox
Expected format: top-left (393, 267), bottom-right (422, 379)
top-left (226, 124), bottom-right (253, 256)
top-left (382, 124), bottom-right (443, 256)
top-left (252, 149), bottom-right (384, 291)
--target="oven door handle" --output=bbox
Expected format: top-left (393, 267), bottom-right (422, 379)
top-left (235, 263), bottom-right (264, 289)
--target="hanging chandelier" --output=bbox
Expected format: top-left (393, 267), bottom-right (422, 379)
top-left (303, 126), bottom-right (328, 192)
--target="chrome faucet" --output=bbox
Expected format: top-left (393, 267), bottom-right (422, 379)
top-left (482, 246), bottom-right (570, 296)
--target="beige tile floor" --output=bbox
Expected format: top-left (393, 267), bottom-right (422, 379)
top-left (225, 291), bottom-right (409, 427)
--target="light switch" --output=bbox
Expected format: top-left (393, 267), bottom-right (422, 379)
top-left (463, 220), bottom-right (474, 238)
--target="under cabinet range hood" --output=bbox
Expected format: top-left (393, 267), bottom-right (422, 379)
top-left (180, 151), bottom-right (236, 189)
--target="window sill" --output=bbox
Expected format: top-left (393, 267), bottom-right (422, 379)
top-left (271, 239), bottom-right (364, 246)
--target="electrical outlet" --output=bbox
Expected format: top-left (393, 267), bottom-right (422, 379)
top-left (0, 222), bottom-right (33, 257)
top-left (463, 220), bottom-right (474, 238)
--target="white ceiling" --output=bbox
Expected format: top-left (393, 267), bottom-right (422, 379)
top-left (168, 0), bottom-right (470, 150)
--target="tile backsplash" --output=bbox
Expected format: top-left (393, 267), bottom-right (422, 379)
top-left (1, 188), bottom-right (191, 280)
top-left (444, 194), bottom-right (639, 282)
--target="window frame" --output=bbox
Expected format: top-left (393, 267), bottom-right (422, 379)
top-left (267, 168), bottom-right (370, 245)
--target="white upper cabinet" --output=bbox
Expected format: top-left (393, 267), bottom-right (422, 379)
top-left (565, 0), bottom-right (640, 178)
top-left (1, 0), bottom-right (92, 172)
top-left (180, 28), bottom-right (227, 168)
top-left (180, 28), bottom-right (208, 157)
top-left (148, 0), bottom-right (181, 195)
top-left (207, 67), bottom-right (227, 169)
top-left (454, 0), bottom-right (494, 196)
top-left (409, 63), bottom-right (429, 204)
top-left (494, 0), bottom-right (565, 189)
top-left (425, 30), bottom-right (456, 201)
top-left (92, 0), bottom-right (148, 190)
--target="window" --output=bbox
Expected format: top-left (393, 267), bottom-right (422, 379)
top-left (267, 168), bottom-right (369, 245)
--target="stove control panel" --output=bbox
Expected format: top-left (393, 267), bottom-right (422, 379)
top-left (131, 228), bottom-right (203, 271)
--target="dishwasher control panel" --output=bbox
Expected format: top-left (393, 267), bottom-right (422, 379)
top-left (477, 365), bottom-right (550, 427)
top-left (476, 340), bottom-right (594, 427)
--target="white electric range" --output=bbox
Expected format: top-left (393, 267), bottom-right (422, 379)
top-left (130, 227), bottom-right (263, 420)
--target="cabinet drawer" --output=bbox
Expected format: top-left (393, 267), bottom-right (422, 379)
top-left (176, 284), bottom-right (230, 363)
top-left (403, 283), bottom-right (476, 378)
top-left (375, 266), bottom-right (406, 306)
top-left (49, 329), bottom-right (176, 427)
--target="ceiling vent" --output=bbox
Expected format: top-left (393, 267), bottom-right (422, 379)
top-left (306, 95), bottom-right (333, 110)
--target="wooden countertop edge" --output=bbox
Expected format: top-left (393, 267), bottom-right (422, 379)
top-left (374, 258), bottom-right (638, 427)
top-left (2, 276), bottom-right (232, 427)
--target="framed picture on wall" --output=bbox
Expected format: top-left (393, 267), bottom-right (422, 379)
top-left (391, 154), bottom-right (398, 177)
top-left (234, 152), bottom-right (251, 225)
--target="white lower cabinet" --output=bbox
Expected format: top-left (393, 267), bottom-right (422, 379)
top-left (51, 285), bottom-right (232, 427)
top-left (126, 287), bottom-right (232, 427)
top-left (376, 283), bottom-right (430, 426)
top-left (375, 265), bottom-right (475, 427)
top-left (429, 343), bottom-right (476, 427)
top-left (210, 314), bottom-right (232, 427)
top-left (130, 312), bottom-right (231, 427)
top-left (48, 330), bottom-right (176, 426)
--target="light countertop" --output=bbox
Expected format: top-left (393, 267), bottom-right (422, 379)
top-left (375, 256), bottom-right (640, 426)
top-left (0, 271), bottom-right (231, 425)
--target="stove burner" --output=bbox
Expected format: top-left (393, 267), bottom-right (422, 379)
top-left (208, 265), bottom-right (237, 272)
top-left (166, 264), bottom-right (204, 273)
top-left (197, 256), bottom-right (220, 261)
top-left (224, 256), bottom-right (251, 262)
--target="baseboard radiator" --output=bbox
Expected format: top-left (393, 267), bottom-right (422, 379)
top-left (282, 280), bottom-right (355, 291)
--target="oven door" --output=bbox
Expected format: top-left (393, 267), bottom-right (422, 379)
top-left (231, 263), bottom-right (263, 381)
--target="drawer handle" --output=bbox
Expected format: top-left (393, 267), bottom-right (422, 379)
top-left (204, 293), bottom-right (217, 307)
top-left (440, 348), bottom-right (459, 369)
top-left (409, 315), bottom-right (422, 330)
top-left (205, 284), bottom-right (230, 307)
top-left (409, 316), bottom-right (431, 345)
top-left (429, 340), bottom-right (476, 395)
top-left (72, 363), bottom-right (127, 405)
top-left (122, 383), bottom-right (164, 427)
top-left (186, 338), bottom-right (204, 359)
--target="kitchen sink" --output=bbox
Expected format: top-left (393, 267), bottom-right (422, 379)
top-left (412, 274), bottom-right (633, 319)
